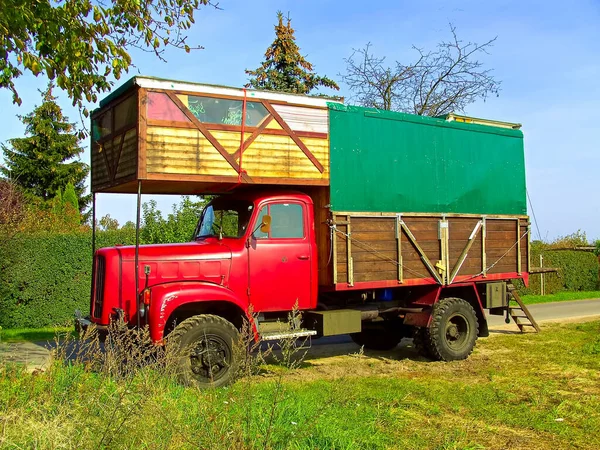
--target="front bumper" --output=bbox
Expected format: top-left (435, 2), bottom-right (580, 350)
top-left (74, 311), bottom-right (108, 337)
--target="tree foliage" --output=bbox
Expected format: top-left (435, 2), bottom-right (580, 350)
top-left (99, 214), bottom-right (119, 231)
top-left (1, 84), bottom-right (90, 213)
top-left (0, 0), bottom-right (211, 114)
top-left (245, 12), bottom-right (339, 94)
top-left (141, 196), bottom-right (206, 244)
top-left (342, 24), bottom-right (500, 116)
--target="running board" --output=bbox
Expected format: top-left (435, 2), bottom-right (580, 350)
top-left (260, 329), bottom-right (317, 341)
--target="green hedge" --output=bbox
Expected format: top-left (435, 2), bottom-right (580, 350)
top-left (0, 230), bottom-right (135, 329)
top-left (516, 247), bottom-right (600, 295)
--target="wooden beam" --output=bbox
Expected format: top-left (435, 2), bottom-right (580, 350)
top-left (332, 222), bottom-right (338, 285)
top-left (261, 100), bottom-right (325, 173)
top-left (482, 217), bottom-right (487, 278)
top-left (396, 215), bottom-right (403, 284)
top-left (400, 221), bottom-right (443, 285)
top-left (516, 218), bottom-right (522, 275)
top-left (137, 88), bottom-right (148, 179)
top-left (448, 220), bottom-right (482, 284)
top-left (166, 91), bottom-right (252, 183)
top-left (145, 118), bottom-right (328, 139)
top-left (347, 216), bottom-right (354, 287)
top-left (528, 267), bottom-right (559, 274)
top-left (232, 115), bottom-right (273, 161)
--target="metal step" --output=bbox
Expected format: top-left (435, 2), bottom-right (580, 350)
top-left (507, 283), bottom-right (540, 333)
top-left (260, 329), bottom-right (317, 341)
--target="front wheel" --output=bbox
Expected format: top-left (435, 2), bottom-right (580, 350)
top-left (418, 298), bottom-right (479, 361)
top-left (168, 314), bottom-right (240, 388)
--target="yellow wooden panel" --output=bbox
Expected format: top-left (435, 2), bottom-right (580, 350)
top-left (241, 134), bottom-right (329, 179)
top-left (146, 127), bottom-right (237, 177)
top-left (210, 130), bottom-right (242, 154)
top-left (265, 120), bottom-right (283, 130)
top-left (145, 126), bottom-right (330, 182)
top-left (176, 94), bottom-right (189, 108)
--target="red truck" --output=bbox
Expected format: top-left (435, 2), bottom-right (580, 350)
top-left (80, 77), bottom-right (531, 387)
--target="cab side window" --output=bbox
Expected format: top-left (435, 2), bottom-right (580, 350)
top-left (255, 203), bottom-right (304, 239)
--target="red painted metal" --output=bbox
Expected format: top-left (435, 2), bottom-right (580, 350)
top-left (247, 198), bottom-right (314, 312)
top-left (148, 281), bottom-right (247, 342)
top-left (90, 192), bottom-right (318, 341)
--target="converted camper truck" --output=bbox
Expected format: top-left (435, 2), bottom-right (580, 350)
top-left (78, 76), bottom-right (531, 387)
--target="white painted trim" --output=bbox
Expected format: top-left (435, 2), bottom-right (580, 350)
top-left (134, 77), bottom-right (340, 108)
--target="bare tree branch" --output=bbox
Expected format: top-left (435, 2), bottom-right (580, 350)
top-left (341, 24), bottom-right (501, 116)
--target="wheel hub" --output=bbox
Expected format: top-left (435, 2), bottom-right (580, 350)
top-left (445, 313), bottom-right (470, 349)
top-left (189, 335), bottom-right (230, 381)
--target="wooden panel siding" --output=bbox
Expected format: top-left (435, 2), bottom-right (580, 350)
top-left (239, 134), bottom-right (329, 179)
top-left (146, 126), bottom-right (238, 177)
top-left (327, 212), bottom-right (529, 288)
top-left (91, 79), bottom-right (333, 194)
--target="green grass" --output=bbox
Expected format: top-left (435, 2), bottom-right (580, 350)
top-left (521, 290), bottom-right (600, 305)
top-left (1, 321), bottom-right (599, 449)
top-left (0, 326), bottom-right (74, 343)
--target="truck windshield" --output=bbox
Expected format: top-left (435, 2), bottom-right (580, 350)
top-left (195, 199), bottom-right (254, 239)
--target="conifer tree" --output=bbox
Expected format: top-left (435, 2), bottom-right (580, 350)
top-left (1, 84), bottom-right (90, 213)
top-left (245, 12), bottom-right (339, 94)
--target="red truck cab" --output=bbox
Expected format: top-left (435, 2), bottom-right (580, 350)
top-left (90, 191), bottom-right (318, 358)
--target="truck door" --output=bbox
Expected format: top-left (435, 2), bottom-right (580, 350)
top-left (248, 201), bottom-right (312, 312)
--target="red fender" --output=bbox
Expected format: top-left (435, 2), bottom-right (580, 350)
top-left (148, 281), bottom-right (248, 342)
top-left (404, 283), bottom-right (489, 336)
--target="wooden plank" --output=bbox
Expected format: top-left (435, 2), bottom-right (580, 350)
top-left (337, 250), bottom-right (398, 263)
top-left (346, 216), bottom-right (353, 286)
top-left (333, 222), bottom-right (339, 284)
top-left (261, 100), bottom-right (325, 173)
top-left (516, 218), bottom-right (522, 275)
top-left (485, 220), bottom-right (524, 232)
top-left (137, 88), bottom-right (147, 179)
top-left (354, 271), bottom-right (400, 283)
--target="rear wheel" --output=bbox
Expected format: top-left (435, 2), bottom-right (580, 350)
top-left (350, 322), bottom-right (406, 351)
top-left (168, 314), bottom-right (240, 388)
top-left (416, 298), bottom-right (479, 361)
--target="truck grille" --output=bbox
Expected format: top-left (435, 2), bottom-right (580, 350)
top-left (93, 255), bottom-right (106, 319)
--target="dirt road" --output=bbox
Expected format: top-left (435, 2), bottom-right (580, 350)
top-left (1, 299), bottom-right (599, 370)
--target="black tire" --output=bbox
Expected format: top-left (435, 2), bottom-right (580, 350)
top-left (420, 297), bottom-right (479, 361)
top-left (168, 314), bottom-right (240, 388)
top-left (350, 324), bottom-right (405, 351)
top-left (412, 326), bottom-right (433, 359)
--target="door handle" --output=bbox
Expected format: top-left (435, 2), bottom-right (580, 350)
top-left (297, 255), bottom-right (310, 260)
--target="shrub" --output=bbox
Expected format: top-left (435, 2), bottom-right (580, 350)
top-left (0, 229), bottom-right (135, 329)
top-left (516, 242), bottom-right (599, 295)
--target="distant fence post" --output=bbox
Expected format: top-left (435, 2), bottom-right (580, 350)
top-left (540, 254), bottom-right (545, 296)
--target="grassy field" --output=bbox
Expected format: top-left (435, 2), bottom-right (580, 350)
top-left (0, 326), bottom-right (74, 343)
top-left (0, 321), bottom-right (599, 449)
top-left (521, 290), bottom-right (600, 305)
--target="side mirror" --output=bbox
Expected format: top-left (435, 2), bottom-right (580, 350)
top-left (260, 215), bottom-right (272, 234)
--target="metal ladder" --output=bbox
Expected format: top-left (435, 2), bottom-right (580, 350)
top-left (507, 283), bottom-right (540, 332)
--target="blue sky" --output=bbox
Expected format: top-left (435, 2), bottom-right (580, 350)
top-left (1, 0), bottom-right (598, 241)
